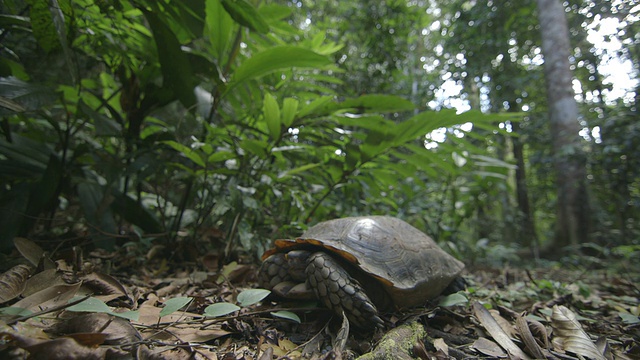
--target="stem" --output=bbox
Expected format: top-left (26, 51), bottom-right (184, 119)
top-left (306, 171), bottom-right (350, 221)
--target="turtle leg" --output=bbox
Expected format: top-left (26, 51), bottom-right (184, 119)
top-left (259, 251), bottom-right (316, 299)
top-left (305, 252), bottom-right (384, 328)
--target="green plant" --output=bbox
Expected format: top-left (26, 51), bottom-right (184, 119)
top-left (0, 0), bottom-right (517, 258)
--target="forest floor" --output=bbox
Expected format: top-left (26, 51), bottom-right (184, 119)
top-left (0, 237), bottom-right (638, 359)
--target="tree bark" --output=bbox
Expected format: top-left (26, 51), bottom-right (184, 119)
top-left (536, 0), bottom-right (590, 248)
top-left (513, 133), bottom-right (538, 255)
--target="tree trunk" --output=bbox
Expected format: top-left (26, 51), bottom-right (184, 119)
top-left (513, 134), bottom-right (538, 255)
top-left (536, 0), bottom-right (590, 248)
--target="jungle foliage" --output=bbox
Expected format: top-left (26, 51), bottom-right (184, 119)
top-left (0, 0), bottom-right (517, 261)
top-left (0, 0), bottom-right (638, 264)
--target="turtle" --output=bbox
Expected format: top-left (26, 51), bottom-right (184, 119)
top-left (258, 216), bottom-right (465, 328)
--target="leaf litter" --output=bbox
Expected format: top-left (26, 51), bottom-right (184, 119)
top-left (0, 237), bottom-right (637, 359)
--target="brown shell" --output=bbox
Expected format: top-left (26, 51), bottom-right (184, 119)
top-left (263, 216), bottom-right (465, 308)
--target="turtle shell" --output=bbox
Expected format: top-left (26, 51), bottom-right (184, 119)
top-left (262, 216), bottom-right (465, 308)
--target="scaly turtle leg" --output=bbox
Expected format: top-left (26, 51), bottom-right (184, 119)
top-left (305, 252), bottom-right (384, 328)
top-left (259, 251), bottom-right (316, 299)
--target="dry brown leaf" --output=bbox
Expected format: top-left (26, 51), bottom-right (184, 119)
top-left (13, 237), bottom-right (44, 267)
top-left (472, 301), bottom-right (530, 359)
top-left (143, 324), bottom-right (230, 343)
top-left (135, 302), bottom-right (201, 326)
top-left (551, 305), bottom-right (606, 360)
top-left (12, 282), bottom-right (81, 312)
top-left (515, 315), bottom-right (545, 359)
top-left (490, 308), bottom-right (517, 338)
top-left (1, 331), bottom-right (109, 359)
top-left (216, 261), bottom-right (240, 284)
top-left (470, 337), bottom-right (507, 358)
top-left (80, 272), bottom-right (129, 298)
top-left (8, 318), bottom-right (50, 339)
top-left (301, 330), bottom-right (324, 357)
top-left (260, 339), bottom-right (303, 358)
top-left (433, 338), bottom-right (449, 355)
top-left (333, 309), bottom-right (350, 352)
top-left (137, 344), bottom-right (194, 360)
top-left (526, 317), bottom-right (550, 349)
top-left (258, 344), bottom-right (274, 360)
top-left (50, 312), bottom-right (142, 345)
top-left (0, 264), bottom-right (33, 303)
top-left (65, 332), bottom-right (108, 346)
top-left (136, 346), bottom-right (198, 360)
top-left (279, 338), bottom-right (299, 351)
top-left (595, 336), bottom-right (613, 360)
top-left (136, 301), bottom-right (228, 344)
top-left (22, 268), bottom-right (66, 297)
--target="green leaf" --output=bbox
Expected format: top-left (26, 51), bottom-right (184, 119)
top-left (360, 129), bottom-right (393, 162)
top-left (204, 302), bottom-right (241, 317)
top-left (0, 96), bottom-right (25, 112)
top-left (334, 115), bottom-right (394, 131)
top-left (393, 146), bottom-right (452, 177)
top-left (163, 140), bottom-right (206, 167)
top-left (27, 0), bottom-right (62, 53)
top-left (277, 163), bottom-right (321, 180)
top-left (0, 15), bottom-right (30, 28)
top-left (271, 311), bottom-right (301, 323)
top-left (67, 297), bottom-right (111, 313)
top-left (0, 307), bottom-right (32, 317)
top-left (258, 4), bottom-right (292, 23)
top-left (221, 0), bottom-right (269, 33)
top-left (263, 93), bottom-right (281, 139)
top-left (393, 109), bottom-right (460, 146)
top-left (438, 292), bottom-right (468, 307)
top-left (0, 77), bottom-right (56, 116)
top-left (66, 297), bottom-right (139, 320)
top-left (471, 170), bottom-right (508, 180)
top-left (239, 138), bottom-right (268, 158)
top-left (208, 150), bottom-right (235, 163)
top-left (143, 10), bottom-right (196, 108)
top-left (470, 154), bottom-right (517, 170)
top-left (619, 312), bottom-right (640, 324)
top-left (338, 95), bottom-right (415, 113)
top-left (228, 46), bottom-right (332, 92)
top-left (111, 192), bottom-right (163, 234)
top-left (298, 95), bottom-right (414, 119)
top-left (281, 98), bottom-right (298, 127)
top-left (79, 101), bottom-right (122, 137)
top-left (160, 297), bottom-right (194, 317)
top-left (206, 0), bottom-right (234, 60)
top-left (112, 310), bottom-right (139, 321)
top-left (237, 289), bottom-right (271, 307)
top-left (297, 95), bottom-right (334, 118)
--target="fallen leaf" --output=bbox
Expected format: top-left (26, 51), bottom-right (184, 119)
top-left (470, 337), bottom-right (507, 358)
top-left (51, 312), bottom-right (142, 345)
top-left (333, 309), bottom-right (350, 352)
top-left (472, 301), bottom-right (530, 359)
top-left (13, 282), bottom-right (81, 312)
top-left (433, 337), bottom-right (449, 354)
top-left (237, 288), bottom-right (270, 306)
top-left (0, 264), bottom-right (33, 303)
top-left (0, 331), bottom-right (110, 359)
top-left (22, 268), bottom-right (66, 297)
top-left (13, 238), bottom-right (44, 267)
top-left (551, 305), bottom-right (606, 360)
top-left (515, 315), bottom-right (545, 359)
top-left (80, 272), bottom-right (129, 298)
